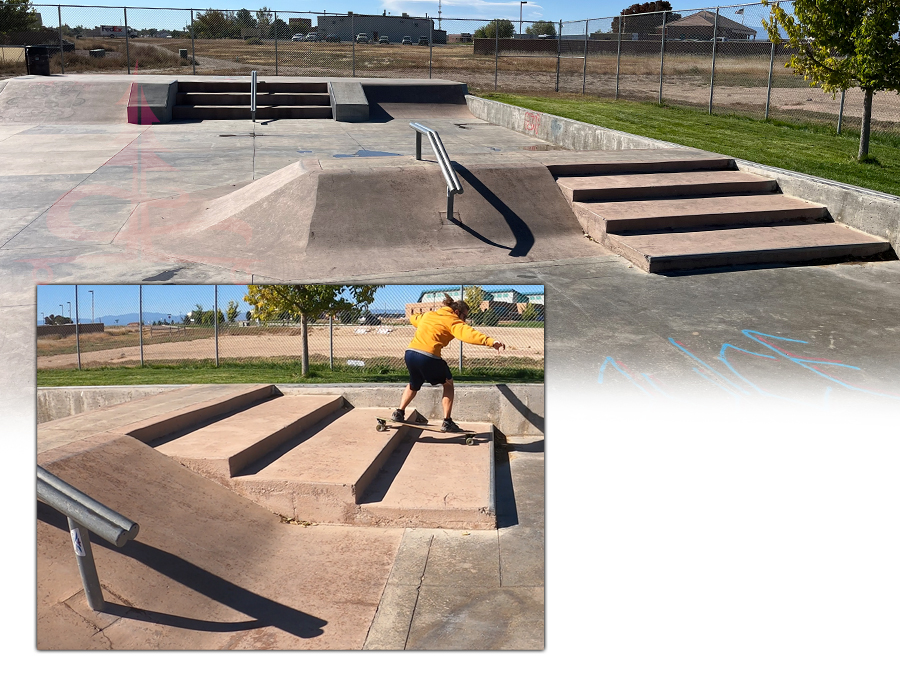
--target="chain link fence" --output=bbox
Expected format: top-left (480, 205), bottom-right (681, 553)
top-left (2, 4), bottom-right (897, 143)
top-left (36, 284), bottom-right (545, 379)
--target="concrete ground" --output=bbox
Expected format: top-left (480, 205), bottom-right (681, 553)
top-left (6, 75), bottom-right (900, 671)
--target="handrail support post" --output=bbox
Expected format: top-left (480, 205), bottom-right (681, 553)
top-left (67, 517), bottom-right (106, 612)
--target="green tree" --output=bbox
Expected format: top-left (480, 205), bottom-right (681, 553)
top-left (226, 300), bottom-right (239, 323)
top-left (474, 19), bottom-right (515, 39)
top-left (0, 0), bottom-right (42, 33)
top-left (763, 0), bottom-right (900, 161)
top-left (525, 21), bottom-right (557, 37)
top-left (269, 17), bottom-right (290, 39)
top-left (256, 7), bottom-right (272, 35)
top-left (235, 8), bottom-right (256, 30)
top-left (521, 302), bottom-right (539, 322)
top-left (191, 9), bottom-right (239, 39)
top-left (612, 2), bottom-right (680, 34)
top-left (244, 285), bottom-right (382, 376)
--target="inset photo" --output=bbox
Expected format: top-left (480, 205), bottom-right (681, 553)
top-left (36, 283), bottom-right (544, 650)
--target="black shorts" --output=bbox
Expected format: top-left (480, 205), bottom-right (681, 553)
top-left (405, 350), bottom-right (453, 390)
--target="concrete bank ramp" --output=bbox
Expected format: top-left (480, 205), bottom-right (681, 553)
top-left (116, 158), bottom-right (596, 279)
top-left (37, 433), bottom-right (403, 649)
top-left (0, 77), bottom-right (131, 124)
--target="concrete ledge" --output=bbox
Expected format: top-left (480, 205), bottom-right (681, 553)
top-left (38, 383), bottom-right (544, 438)
top-left (329, 80), bottom-right (369, 122)
top-left (466, 94), bottom-right (900, 251)
top-left (127, 80), bottom-right (177, 125)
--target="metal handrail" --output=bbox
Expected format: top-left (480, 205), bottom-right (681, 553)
top-left (37, 466), bottom-right (140, 611)
top-left (410, 122), bottom-right (463, 217)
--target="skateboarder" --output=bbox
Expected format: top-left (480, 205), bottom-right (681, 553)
top-left (392, 294), bottom-right (505, 432)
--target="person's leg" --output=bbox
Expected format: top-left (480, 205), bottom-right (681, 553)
top-left (400, 384), bottom-right (417, 410)
top-left (441, 379), bottom-right (454, 420)
top-left (395, 351), bottom-right (424, 421)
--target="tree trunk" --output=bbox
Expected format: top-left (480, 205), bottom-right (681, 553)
top-left (858, 88), bottom-right (873, 161)
top-left (300, 311), bottom-right (309, 377)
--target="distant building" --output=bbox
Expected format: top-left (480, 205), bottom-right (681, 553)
top-left (315, 13), bottom-right (440, 43)
top-left (665, 10), bottom-right (757, 40)
top-left (405, 288), bottom-right (542, 320)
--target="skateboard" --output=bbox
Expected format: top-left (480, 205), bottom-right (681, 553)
top-left (375, 416), bottom-right (477, 445)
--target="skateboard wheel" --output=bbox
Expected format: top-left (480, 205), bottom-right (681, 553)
top-left (376, 423), bottom-right (386, 432)
top-left (465, 437), bottom-right (475, 446)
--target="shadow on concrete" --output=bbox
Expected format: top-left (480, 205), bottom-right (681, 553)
top-left (493, 452), bottom-right (519, 528)
top-left (454, 164), bottom-right (535, 258)
top-left (37, 501), bottom-right (327, 639)
top-left (497, 384), bottom-right (544, 434)
top-left (366, 102), bottom-right (395, 123)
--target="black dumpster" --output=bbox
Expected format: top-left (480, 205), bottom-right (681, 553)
top-left (25, 45), bottom-right (51, 76)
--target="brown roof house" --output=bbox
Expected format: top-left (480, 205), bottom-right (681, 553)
top-left (665, 10), bottom-right (757, 40)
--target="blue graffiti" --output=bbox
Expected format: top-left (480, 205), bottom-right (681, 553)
top-left (599, 330), bottom-right (900, 402)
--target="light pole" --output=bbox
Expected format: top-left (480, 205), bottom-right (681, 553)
top-left (59, 304), bottom-right (64, 318)
top-left (520, 1), bottom-right (527, 38)
top-left (67, 302), bottom-right (71, 320)
top-left (88, 289), bottom-right (94, 323)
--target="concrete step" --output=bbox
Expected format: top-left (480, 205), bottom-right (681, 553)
top-left (177, 92), bottom-right (331, 106)
top-left (574, 194), bottom-right (828, 235)
top-left (547, 156), bottom-right (735, 177)
top-left (176, 81), bottom-right (328, 94)
top-left (152, 394), bottom-right (344, 480)
top-left (172, 104), bottom-right (332, 120)
top-left (357, 413), bottom-right (496, 529)
top-left (604, 221), bottom-right (893, 273)
top-left (556, 170), bottom-right (778, 203)
top-left (231, 407), bottom-right (420, 525)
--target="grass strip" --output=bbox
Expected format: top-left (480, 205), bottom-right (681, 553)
top-left (36, 360), bottom-right (543, 387)
top-left (477, 92), bottom-right (900, 196)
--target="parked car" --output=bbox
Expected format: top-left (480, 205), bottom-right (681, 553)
top-left (378, 35), bottom-right (389, 44)
top-left (291, 33), bottom-right (305, 41)
top-left (401, 36), bottom-right (412, 45)
top-left (304, 33), bottom-right (319, 42)
top-left (356, 33), bottom-right (369, 43)
top-left (418, 36), bottom-right (429, 46)
top-left (357, 313), bottom-right (381, 326)
top-left (325, 34), bottom-right (340, 42)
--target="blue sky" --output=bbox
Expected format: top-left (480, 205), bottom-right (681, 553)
top-left (35, 1), bottom-right (768, 30)
top-left (37, 284), bottom-right (545, 324)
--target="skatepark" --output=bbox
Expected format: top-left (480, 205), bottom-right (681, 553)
top-left (4, 70), bottom-right (900, 666)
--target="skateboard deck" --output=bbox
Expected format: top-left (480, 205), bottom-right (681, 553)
top-left (375, 416), bottom-right (477, 445)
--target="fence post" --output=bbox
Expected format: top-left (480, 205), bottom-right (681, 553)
top-left (494, 19), bottom-right (499, 90)
top-left (57, 5), bottom-right (65, 74)
top-left (555, 20), bottom-right (561, 92)
top-left (75, 285), bottom-right (81, 370)
top-left (124, 7), bottom-right (131, 75)
top-left (190, 9), bottom-right (196, 75)
top-left (329, 314), bottom-right (334, 370)
top-left (708, 7), bottom-right (719, 115)
top-left (351, 14), bottom-right (355, 77)
top-left (139, 285), bottom-right (144, 367)
top-left (582, 20), bottom-right (588, 95)
top-left (459, 285), bottom-right (464, 372)
top-left (67, 517), bottom-right (105, 612)
top-left (615, 12), bottom-right (623, 100)
top-left (658, 12), bottom-right (667, 105)
top-left (764, 39), bottom-right (775, 120)
top-left (429, 20), bottom-right (433, 78)
top-left (215, 286), bottom-right (221, 367)
top-left (274, 11), bottom-right (279, 76)
top-left (837, 89), bottom-right (846, 134)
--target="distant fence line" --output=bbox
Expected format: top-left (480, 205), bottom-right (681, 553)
top-left (36, 285), bottom-right (545, 377)
top-left (2, 3), bottom-right (897, 142)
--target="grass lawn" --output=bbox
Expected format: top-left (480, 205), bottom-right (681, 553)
top-left (36, 360), bottom-right (544, 387)
top-left (477, 92), bottom-right (900, 196)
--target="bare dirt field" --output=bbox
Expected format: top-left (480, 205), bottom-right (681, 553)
top-left (37, 325), bottom-right (545, 369)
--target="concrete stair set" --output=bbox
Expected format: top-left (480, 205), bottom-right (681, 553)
top-left (550, 158), bottom-right (892, 273)
top-left (120, 386), bottom-right (495, 530)
top-left (173, 80), bottom-right (333, 120)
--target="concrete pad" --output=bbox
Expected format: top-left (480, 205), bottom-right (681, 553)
top-left (0, 77), bottom-right (132, 124)
top-left (406, 586), bottom-right (544, 650)
top-left (329, 81), bottom-right (368, 122)
top-left (420, 529), bottom-right (500, 587)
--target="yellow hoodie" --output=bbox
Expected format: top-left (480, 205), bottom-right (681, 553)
top-left (407, 306), bottom-right (496, 357)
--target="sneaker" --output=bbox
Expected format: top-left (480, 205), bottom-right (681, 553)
top-left (391, 409), bottom-right (405, 422)
top-left (441, 418), bottom-right (462, 433)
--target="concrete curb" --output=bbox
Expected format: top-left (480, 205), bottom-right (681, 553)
top-left (465, 95), bottom-right (900, 251)
top-left (37, 383), bottom-right (545, 438)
